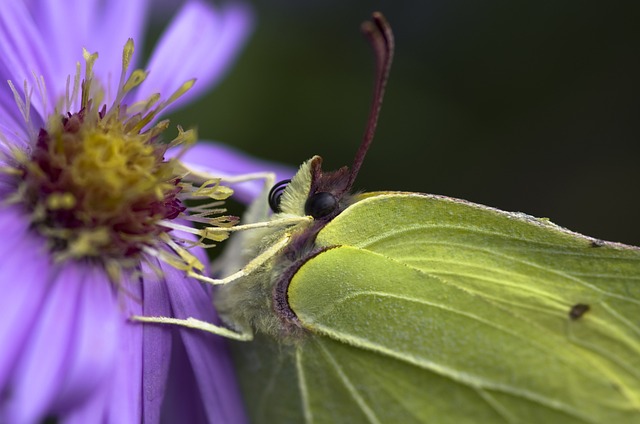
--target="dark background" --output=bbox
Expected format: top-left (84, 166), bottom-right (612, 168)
top-left (166, 1), bottom-right (640, 245)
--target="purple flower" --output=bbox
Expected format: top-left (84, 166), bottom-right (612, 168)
top-left (0, 1), bottom-right (287, 422)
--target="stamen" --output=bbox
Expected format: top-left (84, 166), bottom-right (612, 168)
top-left (144, 233), bottom-right (206, 274)
top-left (81, 48), bottom-right (99, 108)
top-left (32, 72), bottom-right (47, 118)
top-left (8, 80), bottom-right (30, 127)
top-left (115, 38), bottom-right (135, 104)
top-left (70, 62), bottom-right (81, 110)
top-left (130, 79), bottom-right (196, 133)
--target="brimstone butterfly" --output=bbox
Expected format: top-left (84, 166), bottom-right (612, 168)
top-left (141, 13), bottom-right (640, 423)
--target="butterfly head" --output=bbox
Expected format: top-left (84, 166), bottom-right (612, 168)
top-left (268, 156), bottom-right (352, 221)
top-left (268, 12), bottom-right (394, 223)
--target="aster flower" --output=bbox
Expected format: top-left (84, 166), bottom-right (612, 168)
top-left (0, 1), bottom-right (288, 422)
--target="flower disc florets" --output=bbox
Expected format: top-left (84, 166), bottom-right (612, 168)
top-left (3, 40), bottom-right (235, 275)
top-left (22, 103), bottom-right (184, 259)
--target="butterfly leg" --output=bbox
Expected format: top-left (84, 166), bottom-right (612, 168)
top-left (190, 232), bottom-right (295, 286)
top-left (178, 159), bottom-right (277, 192)
top-left (131, 315), bottom-right (253, 341)
top-left (219, 172), bottom-right (277, 189)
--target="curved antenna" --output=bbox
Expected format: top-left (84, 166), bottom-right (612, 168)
top-left (346, 12), bottom-right (395, 191)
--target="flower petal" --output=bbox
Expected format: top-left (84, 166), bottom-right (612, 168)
top-left (0, 2), bottom-right (54, 90)
top-left (134, 1), bottom-right (253, 112)
top-left (0, 207), bottom-right (51, 393)
top-left (59, 270), bottom-right (150, 424)
top-left (59, 384), bottom-right (110, 424)
top-left (50, 266), bottom-right (121, 414)
top-left (173, 141), bottom-right (296, 204)
top-left (102, 275), bottom-right (144, 423)
top-left (0, 1), bottom-right (50, 126)
top-left (141, 261), bottom-right (174, 424)
top-left (159, 333), bottom-right (209, 423)
top-left (79, 0), bottom-right (150, 99)
top-left (1, 262), bottom-right (120, 423)
top-left (34, 0), bottom-right (150, 106)
top-left (162, 264), bottom-right (247, 424)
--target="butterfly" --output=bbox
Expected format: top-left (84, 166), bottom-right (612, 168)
top-left (142, 12), bottom-right (640, 423)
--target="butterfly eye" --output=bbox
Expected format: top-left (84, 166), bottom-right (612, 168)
top-left (268, 179), bottom-right (291, 213)
top-left (305, 192), bottom-right (339, 219)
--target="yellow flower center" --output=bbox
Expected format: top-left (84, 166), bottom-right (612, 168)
top-left (21, 104), bottom-right (183, 260)
top-left (3, 39), bottom-right (236, 276)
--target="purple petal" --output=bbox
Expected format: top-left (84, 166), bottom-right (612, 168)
top-left (64, 273), bottom-right (146, 423)
top-left (162, 264), bottom-right (247, 424)
top-left (141, 260), bottom-right (174, 424)
top-left (160, 332), bottom-right (208, 423)
top-left (33, 0), bottom-right (150, 106)
top-left (32, 0), bottom-right (92, 98)
top-left (1, 262), bottom-right (119, 423)
top-left (0, 0), bottom-right (150, 141)
top-left (59, 384), bottom-right (110, 424)
top-left (0, 119), bottom-right (31, 153)
top-left (0, 2), bottom-right (52, 124)
top-left (60, 264), bottom-right (172, 424)
top-left (0, 2), bottom-right (54, 87)
top-left (81, 0), bottom-right (150, 97)
top-left (172, 141), bottom-right (296, 204)
top-left (0, 207), bottom-right (52, 393)
top-left (134, 1), bottom-right (253, 112)
top-left (51, 266), bottom-right (121, 414)
top-left (102, 275), bottom-right (144, 423)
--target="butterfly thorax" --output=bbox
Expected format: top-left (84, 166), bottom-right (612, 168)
top-left (215, 155), bottom-right (360, 342)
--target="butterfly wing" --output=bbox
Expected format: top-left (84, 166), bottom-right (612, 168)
top-left (285, 193), bottom-right (640, 423)
top-left (229, 333), bottom-right (306, 423)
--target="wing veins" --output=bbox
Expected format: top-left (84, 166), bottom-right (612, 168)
top-left (309, 290), bottom-right (568, 356)
top-left (311, 321), bottom-right (594, 423)
top-left (361, 238), bottom-right (640, 306)
top-left (295, 347), bottom-right (314, 424)
top-left (315, 339), bottom-right (382, 424)
top-left (354, 223), bottom-right (602, 254)
top-left (308, 288), bottom-right (612, 386)
top-left (601, 301), bottom-right (640, 338)
top-left (475, 388), bottom-right (519, 424)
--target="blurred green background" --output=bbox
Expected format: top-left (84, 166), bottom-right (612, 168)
top-left (166, 1), bottom-right (640, 245)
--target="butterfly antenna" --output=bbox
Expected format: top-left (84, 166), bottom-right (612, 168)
top-left (346, 12), bottom-right (394, 190)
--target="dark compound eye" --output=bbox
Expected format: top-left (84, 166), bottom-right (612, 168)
top-left (268, 179), bottom-right (291, 213)
top-left (305, 191), bottom-right (339, 219)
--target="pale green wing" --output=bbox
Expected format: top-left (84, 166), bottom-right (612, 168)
top-left (286, 193), bottom-right (640, 423)
top-left (229, 335), bottom-right (306, 424)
